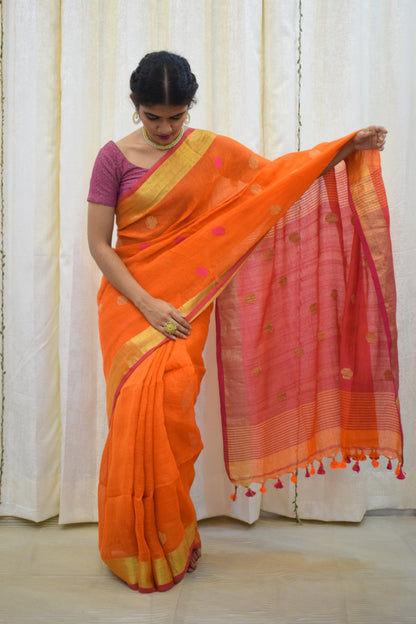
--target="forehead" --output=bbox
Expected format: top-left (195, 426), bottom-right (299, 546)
top-left (140, 104), bottom-right (187, 117)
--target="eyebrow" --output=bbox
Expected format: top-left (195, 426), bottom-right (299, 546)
top-left (143, 111), bottom-right (186, 119)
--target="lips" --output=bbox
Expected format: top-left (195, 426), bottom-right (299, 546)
top-left (157, 135), bottom-right (172, 140)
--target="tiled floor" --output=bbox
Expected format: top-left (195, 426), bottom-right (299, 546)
top-left (1, 513), bottom-right (415, 623)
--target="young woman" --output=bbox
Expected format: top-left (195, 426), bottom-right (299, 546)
top-left (88, 51), bottom-right (399, 593)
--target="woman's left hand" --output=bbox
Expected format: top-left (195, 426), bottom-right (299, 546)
top-left (352, 126), bottom-right (387, 152)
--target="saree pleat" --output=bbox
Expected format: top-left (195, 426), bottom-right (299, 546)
top-left (96, 129), bottom-right (402, 592)
top-left (99, 306), bottom-right (211, 592)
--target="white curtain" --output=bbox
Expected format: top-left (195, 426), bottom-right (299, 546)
top-left (1, 0), bottom-right (415, 524)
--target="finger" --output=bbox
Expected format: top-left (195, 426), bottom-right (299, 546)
top-left (170, 311), bottom-right (192, 331)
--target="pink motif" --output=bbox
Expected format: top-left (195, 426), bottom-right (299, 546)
top-left (214, 156), bottom-right (222, 169)
top-left (140, 242), bottom-right (150, 250)
top-left (174, 235), bottom-right (186, 244)
top-left (196, 267), bottom-right (209, 277)
top-left (211, 226), bottom-right (225, 236)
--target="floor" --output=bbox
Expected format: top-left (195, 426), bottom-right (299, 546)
top-left (1, 513), bottom-right (415, 624)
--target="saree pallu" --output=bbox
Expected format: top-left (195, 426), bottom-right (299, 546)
top-left (97, 129), bottom-right (402, 592)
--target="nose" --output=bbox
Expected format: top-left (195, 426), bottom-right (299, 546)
top-left (158, 119), bottom-right (172, 133)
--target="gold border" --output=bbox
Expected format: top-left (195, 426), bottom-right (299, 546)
top-left (117, 130), bottom-right (216, 230)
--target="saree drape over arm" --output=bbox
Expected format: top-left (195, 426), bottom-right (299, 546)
top-left (96, 129), bottom-right (401, 592)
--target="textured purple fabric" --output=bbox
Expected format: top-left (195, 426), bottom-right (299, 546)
top-left (88, 141), bottom-right (148, 207)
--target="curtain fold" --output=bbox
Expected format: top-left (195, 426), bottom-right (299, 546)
top-left (1, 0), bottom-right (415, 524)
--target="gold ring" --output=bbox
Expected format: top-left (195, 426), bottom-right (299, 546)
top-left (163, 320), bottom-right (177, 335)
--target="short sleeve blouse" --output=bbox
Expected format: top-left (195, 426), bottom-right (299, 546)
top-left (87, 141), bottom-right (148, 207)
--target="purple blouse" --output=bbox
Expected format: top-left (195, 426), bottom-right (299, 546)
top-left (87, 141), bottom-right (148, 207)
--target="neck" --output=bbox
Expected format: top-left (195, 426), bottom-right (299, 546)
top-left (142, 127), bottom-right (185, 151)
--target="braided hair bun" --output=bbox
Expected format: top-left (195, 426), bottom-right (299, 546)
top-left (130, 51), bottom-right (198, 107)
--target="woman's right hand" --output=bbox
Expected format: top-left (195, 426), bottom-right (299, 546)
top-left (138, 295), bottom-right (192, 340)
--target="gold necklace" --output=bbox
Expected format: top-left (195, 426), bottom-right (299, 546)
top-left (142, 127), bottom-right (185, 151)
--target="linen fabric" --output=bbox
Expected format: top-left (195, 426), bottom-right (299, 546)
top-left (96, 128), bottom-right (402, 592)
top-left (216, 151), bottom-right (402, 487)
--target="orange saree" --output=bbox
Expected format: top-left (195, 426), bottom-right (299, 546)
top-left (97, 128), bottom-right (402, 592)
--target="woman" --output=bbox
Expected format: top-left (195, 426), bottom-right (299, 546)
top-left (88, 51), bottom-right (400, 593)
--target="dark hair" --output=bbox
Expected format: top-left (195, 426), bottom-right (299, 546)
top-left (130, 51), bottom-right (198, 108)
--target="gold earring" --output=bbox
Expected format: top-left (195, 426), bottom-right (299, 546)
top-left (132, 110), bottom-right (141, 125)
top-left (185, 112), bottom-right (190, 125)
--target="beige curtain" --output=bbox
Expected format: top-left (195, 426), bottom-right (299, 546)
top-left (1, 0), bottom-right (415, 524)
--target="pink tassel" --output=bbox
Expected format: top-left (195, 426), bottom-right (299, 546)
top-left (245, 487), bottom-right (256, 497)
top-left (387, 458), bottom-right (392, 470)
top-left (317, 461), bottom-right (325, 475)
top-left (274, 478), bottom-right (284, 489)
top-left (345, 456), bottom-right (351, 464)
top-left (305, 467), bottom-right (310, 478)
top-left (397, 467), bottom-right (406, 480)
top-left (352, 460), bottom-right (360, 473)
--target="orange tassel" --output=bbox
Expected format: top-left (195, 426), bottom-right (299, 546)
top-left (310, 464), bottom-right (316, 475)
top-left (230, 485), bottom-right (238, 501)
top-left (372, 459), bottom-right (380, 468)
top-left (290, 473), bottom-right (297, 483)
top-left (330, 458), bottom-right (338, 469)
top-left (259, 483), bottom-right (267, 493)
top-left (338, 459), bottom-right (347, 469)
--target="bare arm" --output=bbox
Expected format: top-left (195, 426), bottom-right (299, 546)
top-left (320, 125), bottom-right (387, 176)
top-left (87, 202), bottom-right (191, 339)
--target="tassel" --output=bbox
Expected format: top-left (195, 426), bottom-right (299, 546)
top-left (330, 458), bottom-right (338, 469)
top-left (387, 458), bottom-right (392, 470)
top-left (290, 473), bottom-right (297, 483)
top-left (230, 485), bottom-right (238, 502)
top-left (317, 461), bottom-right (325, 475)
top-left (372, 459), bottom-right (380, 468)
top-left (352, 460), bottom-right (360, 473)
top-left (395, 463), bottom-right (401, 476)
top-left (397, 466), bottom-right (406, 480)
top-left (345, 456), bottom-right (351, 464)
top-left (310, 464), bottom-right (316, 475)
top-left (245, 487), bottom-right (256, 497)
top-left (305, 467), bottom-right (310, 478)
top-left (338, 459), bottom-right (347, 469)
top-left (259, 483), bottom-right (267, 493)
top-left (274, 478), bottom-right (284, 489)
